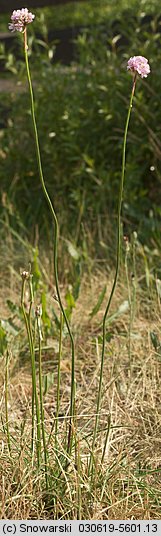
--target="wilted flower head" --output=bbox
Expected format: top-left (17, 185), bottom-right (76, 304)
top-left (9, 8), bottom-right (35, 33)
top-left (35, 305), bottom-right (42, 318)
top-left (127, 56), bottom-right (150, 78)
top-left (21, 270), bottom-right (29, 279)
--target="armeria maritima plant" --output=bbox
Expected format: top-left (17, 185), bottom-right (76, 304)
top-left (9, 8), bottom-right (76, 468)
top-left (89, 54), bottom-right (150, 474)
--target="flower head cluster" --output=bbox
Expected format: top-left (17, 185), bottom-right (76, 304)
top-left (9, 8), bottom-right (35, 33)
top-left (127, 56), bottom-right (150, 78)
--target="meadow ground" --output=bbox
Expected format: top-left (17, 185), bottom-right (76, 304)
top-left (0, 237), bottom-right (161, 519)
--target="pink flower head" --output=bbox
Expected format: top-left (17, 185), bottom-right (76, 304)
top-left (9, 8), bottom-right (35, 33)
top-left (127, 56), bottom-right (150, 78)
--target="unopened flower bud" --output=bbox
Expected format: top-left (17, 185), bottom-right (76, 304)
top-left (21, 270), bottom-right (29, 280)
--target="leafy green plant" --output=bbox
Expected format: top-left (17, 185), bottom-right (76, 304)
top-left (1, 9), bottom-right (161, 250)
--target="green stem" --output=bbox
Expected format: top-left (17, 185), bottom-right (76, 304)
top-left (125, 241), bottom-right (132, 368)
top-left (55, 311), bottom-right (63, 448)
top-left (89, 75), bottom-right (137, 475)
top-left (23, 29), bottom-right (75, 456)
top-left (5, 350), bottom-right (11, 455)
top-left (36, 311), bottom-right (48, 490)
top-left (28, 271), bottom-right (35, 447)
top-left (21, 275), bottom-right (41, 466)
top-left (101, 413), bottom-right (111, 465)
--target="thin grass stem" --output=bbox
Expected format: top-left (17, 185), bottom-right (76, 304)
top-left (74, 401), bottom-right (82, 520)
top-left (124, 237), bottom-right (132, 367)
top-left (55, 311), bottom-right (63, 449)
top-left (101, 413), bottom-right (111, 465)
top-left (21, 273), bottom-right (41, 466)
top-left (5, 350), bottom-right (11, 455)
top-left (28, 269), bottom-right (35, 452)
top-left (36, 307), bottom-right (48, 490)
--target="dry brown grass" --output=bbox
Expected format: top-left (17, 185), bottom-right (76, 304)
top-left (0, 244), bottom-right (161, 520)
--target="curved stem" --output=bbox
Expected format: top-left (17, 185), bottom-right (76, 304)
top-left (89, 75), bottom-right (137, 475)
top-left (23, 30), bottom-right (75, 455)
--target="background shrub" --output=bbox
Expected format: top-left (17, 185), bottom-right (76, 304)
top-left (0, 2), bottom-right (161, 252)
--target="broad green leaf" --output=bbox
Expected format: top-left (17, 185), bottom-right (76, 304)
top-left (65, 288), bottom-right (76, 310)
top-left (6, 300), bottom-right (17, 314)
top-left (97, 332), bottom-right (113, 344)
top-left (66, 240), bottom-right (80, 261)
top-left (150, 331), bottom-right (161, 356)
top-left (89, 285), bottom-right (106, 318)
top-left (0, 322), bottom-right (7, 355)
top-left (1, 319), bottom-right (19, 336)
top-left (156, 279), bottom-right (161, 298)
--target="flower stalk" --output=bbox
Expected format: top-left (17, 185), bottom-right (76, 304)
top-left (89, 70), bottom-right (144, 475)
top-left (23, 27), bottom-right (75, 455)
top-left (21, 271), bottom-right (41, 465)
top-left (36, 306), bottom-right (48, 490)
top-left (5, 350), bottom-right (11, 455)
top-left (55, 311), bottom-right (63, 449)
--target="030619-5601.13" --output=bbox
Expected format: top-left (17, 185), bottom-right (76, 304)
top-left (78, 524), bottom-right (158, 533)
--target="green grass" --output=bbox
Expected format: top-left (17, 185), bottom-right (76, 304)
top-left (1, 0), bottom-right (161, 33)
top-left (42, 0), bottom-right (161, 30)
top-left (0, 234), bottom-right (161, 519)
top-left (1, 2), bottom-right (161, 249)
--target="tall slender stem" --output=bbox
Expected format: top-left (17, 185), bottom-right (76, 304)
top-left (21, 274), bottom-right (41, 465)
top-left (55, 311), bottom-right (63, 448)
top-left (23, 29), bottom-right (75, 455)
top-left (89, 75), bottom-right (137, 474)
top-left (36, 309), bottom-right (48, 490)
top-left (5, 350), bottom-right (11, 455)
